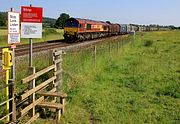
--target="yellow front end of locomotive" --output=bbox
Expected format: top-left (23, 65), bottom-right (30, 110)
top-left (64, 27), bottom-right (78, 35)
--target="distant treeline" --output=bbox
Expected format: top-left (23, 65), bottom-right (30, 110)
top-left (0, 12), bottom-right (57, 28)
top-left (0, 12), bottom-right (179, 29)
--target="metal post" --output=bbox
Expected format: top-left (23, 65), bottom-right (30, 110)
top-left (29, 38), bottom-right (33, 67)
top-left (10, 8), bottom-right (15, 80)
top-left (28, 67), bottom-right (35, 117)
top-left (29, 4), bottom-right (33, 67)
top-left (12, 48), bottom-right (15, 79)
top-left (10, 8), bottom-right (16, 122)
top-left (6, 69), bottom-right (10, 122)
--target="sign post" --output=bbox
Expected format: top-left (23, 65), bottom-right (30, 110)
top-left (8, 7), bottom-right (19, 85)
top-left (21, 5), bottom-right (43, 117)
top-left (21, 5), bottom-right (43, 67)
top-left (8, 8), bottom-right (20, 122)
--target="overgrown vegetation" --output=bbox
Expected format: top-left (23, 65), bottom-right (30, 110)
top-left (61, 31), bottom-right (179, 123)
top-left (35, 31), bottom-right (180, 123)
top-left (0, 31), bottom-right (179, 123)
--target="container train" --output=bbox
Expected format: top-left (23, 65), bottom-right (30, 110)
top-left (63, 18), bottom-right (161, 42)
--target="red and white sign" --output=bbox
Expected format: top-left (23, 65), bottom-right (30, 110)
top-left (8, 12), bottom-right (20, 44)
top-left (21, 6), bottom-right (43, 38)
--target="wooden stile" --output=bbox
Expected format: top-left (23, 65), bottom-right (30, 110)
top-left (22, 65), bottom-right (55, 84)
top-left (21, 97), bottom-right (44, 116)
top-left (25, 113), bottom-right (40, 124)
top-left (37, 91), bottom-right (67, 98)
top-left (21, 76), bottom-right (56, 100)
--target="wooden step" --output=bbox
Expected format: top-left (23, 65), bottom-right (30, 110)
top-left (37, 91), bottom-right (67, 98)
top-left (37, 102), bottom-right (63, 109)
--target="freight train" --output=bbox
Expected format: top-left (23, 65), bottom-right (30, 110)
top-left (63, 18), bottom-right (161, 42)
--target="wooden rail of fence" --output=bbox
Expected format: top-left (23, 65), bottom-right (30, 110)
top-left (0, 50), bottom-right (67, 124)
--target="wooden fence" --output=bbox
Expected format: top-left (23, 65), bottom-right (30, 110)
top-left (0, 50), bottom-right (67, 124)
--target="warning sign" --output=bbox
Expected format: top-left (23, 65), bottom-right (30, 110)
top-left (8, 12), bottom-right (20, 44)
top-left (8, 34), bottom-right (20, 44)
top-left (21, 6), bottom-right (43, 38)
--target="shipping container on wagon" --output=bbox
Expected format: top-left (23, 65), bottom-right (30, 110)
top-left (120, 24), bottom-right (127, 34)
top-left (138, 26), bottom-right (143, 32)
top-left (134, 25), bottom-right (139, 31)
top-left (108, 23), bottom-right (120, 35)
top-left (126, 24), bottom-right (131, 33)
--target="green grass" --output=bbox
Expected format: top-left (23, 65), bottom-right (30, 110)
top-left (42, 30), bottom-right (179, 124)
top-left (0, 28), bottom-right (64, 47)
top-left (1, 31), bottom-right (180, 123)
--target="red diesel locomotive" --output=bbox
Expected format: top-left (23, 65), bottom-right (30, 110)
top-left (64, 18), bottom-right (120, 41)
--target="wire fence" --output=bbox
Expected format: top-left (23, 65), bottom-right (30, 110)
top-left (0, 35), bottom-right (133, 123)
top-left (62, 36), bottom-right (133, 91)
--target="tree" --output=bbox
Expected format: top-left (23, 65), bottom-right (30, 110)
top-left (0, 12), bottom-right (7, 26)
top-left (55, 13), bottom-right (70, 29)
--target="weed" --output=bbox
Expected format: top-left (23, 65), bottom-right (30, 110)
top-left (143, 40), bottom-right (153, 47)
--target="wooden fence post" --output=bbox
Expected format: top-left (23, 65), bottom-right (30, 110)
top-left (8, 79), bottom-right (16, 122)
top-left (53, 50), bottom-right (64, 100)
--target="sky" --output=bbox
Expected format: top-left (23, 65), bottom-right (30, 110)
top-left (0, 0), bottom-right (180, 26)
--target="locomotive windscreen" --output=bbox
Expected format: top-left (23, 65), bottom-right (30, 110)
top-left (65, 20), bottom-right (78, 28)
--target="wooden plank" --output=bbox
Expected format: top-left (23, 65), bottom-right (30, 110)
top-left (50, 87), bottom-right (56, 92)
top-left (22, 65), bottom-right (55, 84)
top-left (0, 112), bottom-right (13, 121)
top-left (37, 102), bottom-right (63, 109)
top-left (21, 76), bottom-right (56, 100)
top-left (0, 98), bottom-right (13, 106)
top-left (25, 113), bottom-right (39, 124)
top-left (21, 97), bottom-right (44, 116)
top-left (61, 98), bottom-right (66, 114)
top-left (57, 109), bottom-right (61, 121)
top-left (37, 91), bottom-right (67, 98)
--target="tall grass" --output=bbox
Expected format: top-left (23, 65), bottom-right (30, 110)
top-left (1, 31), bottom-right (180, 123)
top-left (59, 31), bottom-right (179, 124)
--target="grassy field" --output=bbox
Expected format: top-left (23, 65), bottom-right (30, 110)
top-left (34, 31), bottom-right (180, 123)
top-left (0, 28), bottom-right (64, 47)
top-left (0, 30), bottom-right (179, 123)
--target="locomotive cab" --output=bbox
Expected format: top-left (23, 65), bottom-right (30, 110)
top-left (64, 18), bottom-right (79, 40)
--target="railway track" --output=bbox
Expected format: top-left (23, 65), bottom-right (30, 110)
top-left (0, 39), bottom-right (69, 60)
top-left (0, 35), bottom-right (125, 77)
